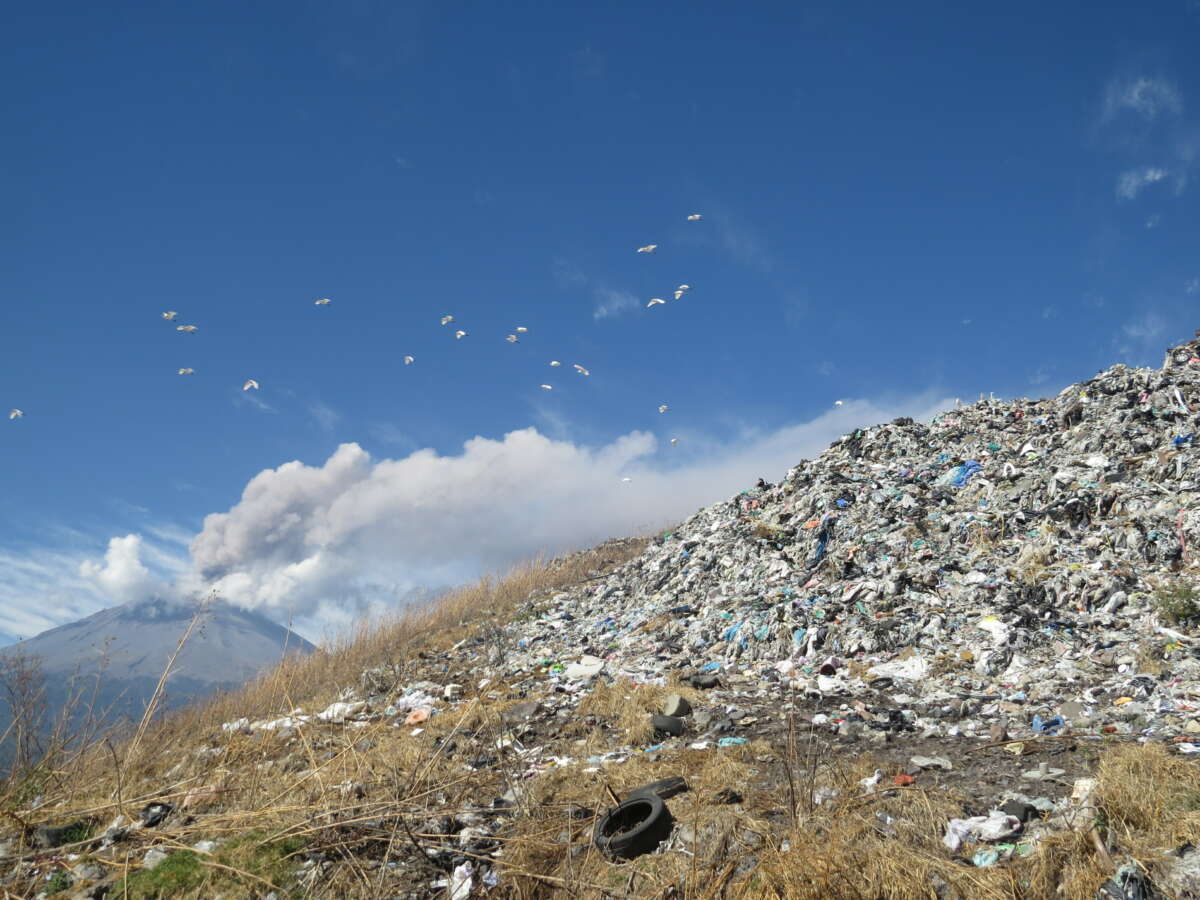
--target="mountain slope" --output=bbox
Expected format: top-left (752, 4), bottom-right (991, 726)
top-left (0, 597), bottom-right (315, 741)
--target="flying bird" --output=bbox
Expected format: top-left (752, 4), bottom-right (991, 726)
top-left (176, 325), bottom-right (198, 333)
top-left (441, 315), bottom-right (454, 326)
top-left (540, 384), bottom-right (553, 390)
top-left (549, 361), bottom-right (561, 367)
top-left (674, 290), bottom-right (685, 300)
top-left (177, 368), bottom-right (194, 375)
top-left (314, 298), bottom-right (331, 306)
top-left (455, 330), bottom-right (467, 339)
top-left (658, 404), bottom-right (669, 414)
top-left (403, 355), bottom-right (414, 365)
top-left (243, 379), bottom-right (259, 391)
top-left (573, 364), bottom-right (589, 376)
top-left (515, 326), bottom-right (528, 333)
top-left (670, 438), bottom-right (678, 446)
top-left (677, 284), bottom-right (690, 291)
top-left (834, 400), bottom-right (844, 406)
top-left (506, 334), bottom-right (519, 343)
top-left (646, 298), bottom-right (666, 307)
top-left (686, 214), bottom-right (702, 221)
top-left (636, 244), bottom-right (657, 254)
top-left (162, 311), bottom-right (178, 321)
top-left (8, 409), bottom-right (23, 420)
top-left (621, 477), bottom-right (632, 483)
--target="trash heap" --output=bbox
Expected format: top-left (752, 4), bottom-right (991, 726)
top-left (497, 332), bottom-right (1200, 747)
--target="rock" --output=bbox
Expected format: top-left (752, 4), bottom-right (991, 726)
top-left (502, 701), bottom-right (541, 725)
top-left (143, 848), bottom-right (169, 870)
top-left (662, 694), bottom-right (692, 717)
top-left (910, 755), bottom-right (953, 771)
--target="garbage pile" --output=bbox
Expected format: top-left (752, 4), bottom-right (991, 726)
top-left (495, 331), bottom-right (1200, 748)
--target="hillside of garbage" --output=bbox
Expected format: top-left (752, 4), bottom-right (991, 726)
top-left (8, 334), bottom-right (1200, 898)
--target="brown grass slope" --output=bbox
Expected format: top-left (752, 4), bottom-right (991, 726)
top-left (3, 536), bottom-right (1200, 899)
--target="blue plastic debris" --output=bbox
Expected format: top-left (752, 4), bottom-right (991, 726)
top-left (1031, 714), bottom-right (1065, 735)
top-left (700, 662), bottom-right (721, 672)
top-left (717, 737), bottom-right (748, 747)
top-left (950, 460), bottom-right (983, 487)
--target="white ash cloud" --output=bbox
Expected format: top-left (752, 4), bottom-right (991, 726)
top-left (183, 393), bottom-right (953, 620)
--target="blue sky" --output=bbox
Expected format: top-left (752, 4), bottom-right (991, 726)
top-left (3, 0), bottom-right (1198, 643)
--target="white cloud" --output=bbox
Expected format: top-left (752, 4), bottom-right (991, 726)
top-left (369, 422), bottom-right (415, 449)
top-left (1103, 76), bottom-right (1183, 123)
top-left (1122, 312), bottom-right (1167, 342)
top-left (309, 401), bottom-right (340, 432)
top-left (592, 287), bottom-right (638, 320)
top-left (182, 392), bottom-right (953, 622)
top-left (714, 215), bottom-right (775, 273)
top-left (0, 526), bottom-right (189, 641)
top-left (1115, 312), bottom-right (1169, 361)
top-left (1116, 166), bottom-right (1170, 199)
top-left (79, 535), bottom-right (164, 604)
top-left (237, 390), bottom-right (277, 414)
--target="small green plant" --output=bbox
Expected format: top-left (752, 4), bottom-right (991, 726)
top-left (1152, 579), bottom-right (1200, 624)
top-left (124, 851), bottom-right (205, 899)
top-left (122, 832), bottom-right (306, 899)
top-left (44, 869), bottom-right (72, 895)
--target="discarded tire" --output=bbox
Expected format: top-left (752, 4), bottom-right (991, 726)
top-left (650, 714), bottom-right (684, 736)
top-left (593, 794), bottom-right (674, 860)
top-left (627, 776), bottom-right (689, 802)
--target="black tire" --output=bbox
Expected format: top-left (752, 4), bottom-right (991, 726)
top-left (627, 776), bottom-right (689, 802)
top-left (650, 714), bottom-right (684, 736)
top-left (593, 795), bottom-right (674, 860)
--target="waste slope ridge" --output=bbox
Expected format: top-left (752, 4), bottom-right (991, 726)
top-left (512, 333), bottom-right (1200, 708)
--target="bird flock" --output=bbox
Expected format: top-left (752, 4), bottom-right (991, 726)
top-left (7, 211), bottom-right (847, 468)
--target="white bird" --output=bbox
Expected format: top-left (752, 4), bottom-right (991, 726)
top-left (646, 298), bottom-right (666, 308)
top-left (636, 244), bottom-right (657, 254)
top-left (515, 326), bottom-right (528, 333)
top-left (677, 284), bottom-right (690, 291)
top-left (540, 384), bottom-right (553, 391)
top-left (658, 404), bottom-right (669, 414)
top-left (243, 379), bottom-right (259, 391)
top-left (162, 311), bottom-right (178, 320)
top-left (670, 438), bottom-right (678, 446)
top-left (8, 409), bottom-right (23, 420)
top-left (177, 368), bottom-right (194, 375)
top-left (687, 214), bottom-right (702, 221)
top-left (176, 325), bottom-right (198, 333)
top-left (549, 360), bottom-right (561, 367)
top-left (834, 400), bottom-right (844, 407)
top-left (403, 355), bottom-right (414, 365)
top-left (506, 334), bottom-right (519, 343)
top-left (621, 477), bottom-right (632, 483)
top-left (441, 315), bottom-right (454, 326)
top-left (455, 329), bottom-right (467, 339)
top-left (673, 290), bottom-right (685, 300)
top-left (314, 298), bottom-right (331, 306)
top-left (573, 364), bottom-right (589, 376)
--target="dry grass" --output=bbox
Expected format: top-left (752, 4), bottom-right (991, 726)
top-left (576, 678), bottom-right (702, 747)
top-left (7, 533), bottom-right (1200, 898)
